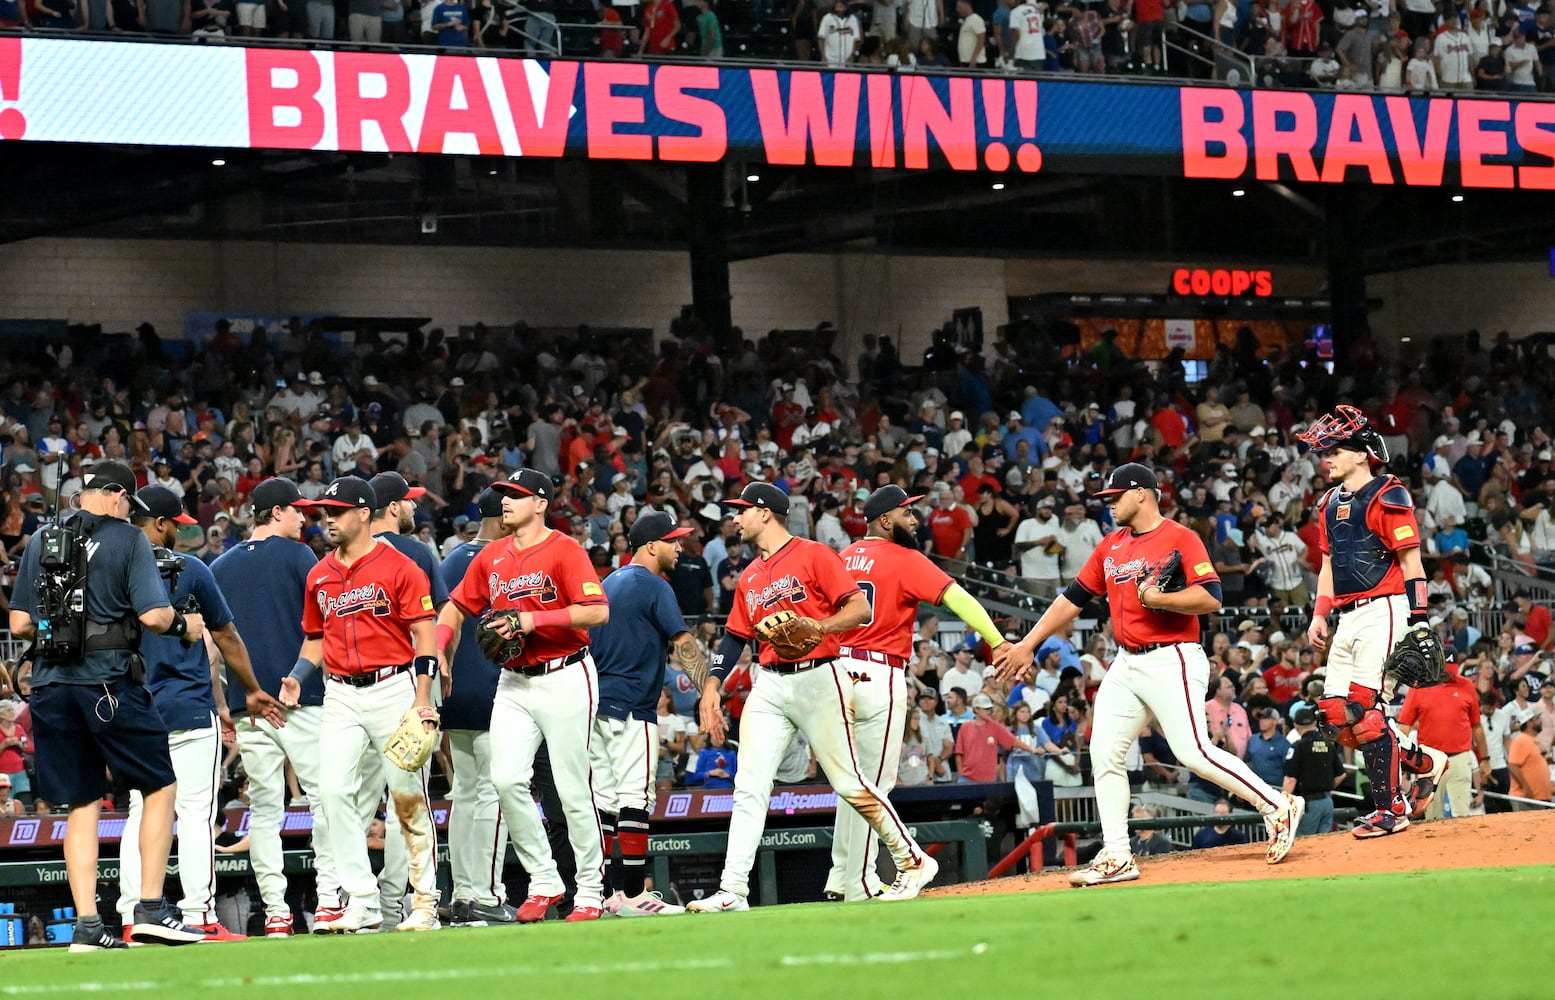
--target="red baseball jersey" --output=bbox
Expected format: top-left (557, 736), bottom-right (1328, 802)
top-left (726, 536), bottom-right (861, 665)
top-left (839, 537), bottom-right (954, 660)
top-left (303, 541), bottom-right (435, 676)
top-left (927, 506), bottom-right (971, 557)
top-left (1075, 518), bottom-right (1219, 649)
top-left (449, 530), bottom-right (607, 665)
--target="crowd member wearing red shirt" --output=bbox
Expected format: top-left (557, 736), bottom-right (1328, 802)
top-left (926, 490), bottom-right (973, 564)
top-left (954, 694), bottom-right (1046, 782)
top-left (769, 383), bottom-right (803, 453)
top-left (1398, 662), bottom-right (1488, 821)
top-left (1262, 641), bottom-right (1307, 708)
top-left (639, 0), bottom-right (680, 54)
top-left (1130, 0), bottom-right (1167, 72)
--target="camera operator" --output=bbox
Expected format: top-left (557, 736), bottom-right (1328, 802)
top-left (7, 461), bottom-right (212, 951)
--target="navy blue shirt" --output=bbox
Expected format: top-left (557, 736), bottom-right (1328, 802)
top-left (439, 539), bottom-right (501, 731)
top-left (143, 553), bottom-right (234, 731)
top-left (1191, 825), bottom-right (1249, 849)
top-left (1245, 731), bottom-right (1291, 789)
top-left (378, 531), bottom-right (448, 608)
top-left (211, 535), bottom-right (323, 710)
top-left (590, 564), bottom-right (688, 723)
top-left (12, 512), bottom-right (168, 688)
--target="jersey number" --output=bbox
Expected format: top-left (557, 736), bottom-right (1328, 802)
top-left (858, 581), bottom-right (876, 627)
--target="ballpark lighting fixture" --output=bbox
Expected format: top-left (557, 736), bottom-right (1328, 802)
top-left (211, 158), bottom-right (226, 167)
top-left (746, 173), bottom-right (760, 183)
top-left (1451, 193), bottom-right (1464, 203)
top-left (1401, 336), bottom-right (1412, 343)
top-left (991, 182), bottom-right (1005, 191)
top-left (1232, 188), bottom-right (1246, 197)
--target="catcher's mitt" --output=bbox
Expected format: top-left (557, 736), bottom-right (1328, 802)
top-left (1138, 551), bottom-right (1184, 595)
top-left (384, 706), bottom-right (440, 771)
top-left (477, 610), bottom-right (525, 665)
top-left (1384, 624), bottom-right (1448, 688)
top-left (755, 610), bottom-right (826, 661)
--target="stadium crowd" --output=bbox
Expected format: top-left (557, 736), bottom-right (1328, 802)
top-left (3, 0), bottom-right (1551, 92)
top-left (0, 313), bottom-right (1553, 827)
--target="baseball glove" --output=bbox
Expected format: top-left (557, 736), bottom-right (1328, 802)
top-left (755, 610), bottom-right (826, 661)
top-left (384, 706), bottom-right (440, 771)
top-left (476, 610), bottom-right (525, 665)
top-left (1138, 550), bottom-right (1184, 594)
top-left (1383, 624), bottom-right (1448, 688)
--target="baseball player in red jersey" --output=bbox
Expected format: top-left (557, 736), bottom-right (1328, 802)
top-left (998, 464), bottom-right (1302, 887)
top-left (279, 477), bottom-right (441, 933)
top-left (826, 485), bottom-right (1015, 901)
top-left (687, 482), bottom-right (938, 913)
top-left (1297, 406), bottom-right (1449, 839)
top-left (434, 469), bottom-right (612, 923)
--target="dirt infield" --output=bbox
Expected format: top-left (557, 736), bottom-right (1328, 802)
top-left (936, 811), bottom-right (1555, 896)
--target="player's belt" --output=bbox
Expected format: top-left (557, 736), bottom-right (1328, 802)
top-left (1336, 595), bottom-right (1391, 613)
top-left (838, 646), bottom-right (908, 669)
top-left (763, 657), bottom-right (837, 675)
top-left (327, 664), bottom-right (410, 687)
top-left (1119, 642), bottom-right (1177, 656)
top-left (506, 648), bottom-right (588, 677)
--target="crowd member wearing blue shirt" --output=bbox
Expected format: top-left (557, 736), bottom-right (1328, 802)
top-left (430, 0), bottom-right (471, 46)
top-left (686, 730), bottom-right (739, 789)
top-left (211, 477), bottom-right (333, 939)
top-left (1190, 799), bottom-right (1250, 850)
top-left (1245, 708), bottom-right (1291, 790)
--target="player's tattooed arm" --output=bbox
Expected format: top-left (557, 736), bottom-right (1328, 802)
top-left (673, 631), bottom-right (710, 690)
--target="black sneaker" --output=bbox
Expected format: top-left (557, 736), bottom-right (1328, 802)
top-left (467, 900), bottom-right (518, 925)
top-left (448, 900), bottom-right (474, 926)
top-left (69, 919), bottom-right (129, 953)
top-left (130, 901), bottom-right (207, 945)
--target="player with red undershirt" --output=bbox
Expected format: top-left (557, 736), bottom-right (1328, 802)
top-left (998, 463), bottom-right (1302, 887)
top-left (1297, 406), bottom-right (1448, 839)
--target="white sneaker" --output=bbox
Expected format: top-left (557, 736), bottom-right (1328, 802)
top-left (602, 891), bottom-right (626, 916)
top-left (1069, 854), bottom-right (1141, 887)
top-left (878, 854), bottom-right (939, 901)
top-left (1265, 793), bottom-right (1304, 865)
top-left (686, 890), bottom-right (749, 913)
top-left (396, 908), bottom-right (441, 932)
top-left (613, 891), bottom-right (687, 917)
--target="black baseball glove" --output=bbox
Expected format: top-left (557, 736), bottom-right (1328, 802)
top-left (476, 611), bottom-right (526, 666)
top-left (1383, 624), bottom-right (1448, 688)
top-left (1138, 551), bottom-right (1184, 594)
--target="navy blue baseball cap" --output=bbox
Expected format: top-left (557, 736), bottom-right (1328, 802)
top-left (250, 477), bottom-right (303, 514)
top-left (490, 468), bottom-right (554, 500)
top-left (726, 481), bottom-right (790, 516)
top-left (369, 471), bottom-right (426, 507)
top-left (476, 488), bottom-right (505, 519)
top-left (132, 485), bottom-right (198, 524)
top-left (630, 511), bottom-right (694, 549)
top-left (1093, 462), bottom-right (1158, 497)
top-left (81, 459), bottom-right (137, 495)
top-left (304, 477), bottom-right (376, 510)
top-left (862, 485), bottom-right (924, 522)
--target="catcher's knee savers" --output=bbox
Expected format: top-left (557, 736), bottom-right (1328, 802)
top-left (1317, 684), bottom-right (1385, 749)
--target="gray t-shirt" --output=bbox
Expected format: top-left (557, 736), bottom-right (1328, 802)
top-left (12, 512), bottom-right (169, 687)
top-left (527, 421), bottom-right (561, 477)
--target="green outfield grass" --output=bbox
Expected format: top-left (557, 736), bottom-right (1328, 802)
top-left (5, 867), bottom-right (1551, 999)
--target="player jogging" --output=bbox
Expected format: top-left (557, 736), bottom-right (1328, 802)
top-left (281, 477), bottom-right (442, 933)
top-left (591, 510), bottom-right (708, 917)
top-left (434, 469), bottom-right (611, 923)
top-left (825, 485), bottom-right (1012, 901)
top-left (688, 481), bottom-right (939, 913)
top-left (212, 477), bottom-right (339, 938)
top-left (438, 489), bottom-right (518, 926)
top-left (998, 463), bottom-right (1302, 887)
top-left (1297, 405), bottom-right (1449, 838)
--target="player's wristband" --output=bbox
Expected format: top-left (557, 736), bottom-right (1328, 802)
top-left (1404, 577), bottom-right (1429, 622)
top-left (288, 657), bottom-right (320, 682)
top-left (413, 655), bottom-right (438, 678)
top-left (531, 609), bottom-right (572, 630)
top-left (1314, 596), bottom-right (1333, 618)
top-left (167, 611), bottom-right (188, 639)
top-left (435, 623), bottom-right (455, 650)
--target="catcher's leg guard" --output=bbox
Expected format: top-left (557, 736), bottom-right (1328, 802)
top-left (1337, 684), bottom-right (1405, 813)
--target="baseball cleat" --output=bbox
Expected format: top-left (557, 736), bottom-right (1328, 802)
top-left (613, 890), bottom-right (687, 917)
top-left (191, 921), bottom-right (247, 942)
top-left (130, 902), bottom-right (207, 945)
top-left (1352, 809), bottom-right (1410, 839)
top-left (1406, 745), bottom-right (1450, 819)
top-left (879, 854), bottom-right (939, 902)
top-left (264, 915), bottom-right (295, 938)
top-left (312, 906), bottom-right (348, 934)
top-left (822, 890), bottom-right (844, 902)
top-left (396, 908), bottom-right (441, 932)
top-left (1265, 793), bottom-right (1304, 865)
top-left (515, 893), bottom-right (565, 924)
top-left (70, 921), bottom-right (130, 953)
top-left (1069, 854), bottom-right (1141, 887)
top-left (686, 890), bottom-right (750, 913)
top-left (455, 900), bottom-right (518, 926)
top-left (602, 891), bottom-right (625, 916)
top-left (565, 906), bottom-right (603, 922)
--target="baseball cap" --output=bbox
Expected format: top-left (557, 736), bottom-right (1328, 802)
top-left (971, 693), bottom-right (995, 710)
top-left (726, 481), bottom-right (790, 516)
top-left (132, 484), bottom-right (198, 524)
top-left (251, 477), bottom-right (304, 513)
top-left (490, 468), bottom-right (554, 501)
top-left (916, 689), bottom-right (939, 702)
top-left (304, 477), bottom-right (377, 510)
top-left (981, 665), bottom-right (1000, 679)
top-left (949, 411), bottom-right (965, 422)
top-left (1514, 705), bottom-right (1542, 727)
top-left (1249, 426), bottom-right (1267, 437)
top-left (699, 502), bottom-right (724, 522)
top-left (630, 511), bottom-right (694, 549)
top-left (863, 485), bottom-right (924, 522)
top-left (1293, 708), bottom-right (1317, 726)
top-left (475, 488), bottom-right (505, 519)
top-left (0, 774), bottom-right (10, 788)
top-left (369, 471), bottom-right (426, 507)
top-left (1093, 462), bottom-right (1158, 497)
top-left (82, 460), bottom-right (137, 495)
top-left (1237, 619), bottom-right (1259, 633)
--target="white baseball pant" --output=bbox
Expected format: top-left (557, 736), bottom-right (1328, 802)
top-left (718, 662), bottom-right (925, 900)
top-left (448, 729), bottom-right (509, 907)
top-left (489, 657), bottom-right (605, 909)
top-left (588, 716), bottom-right (656, 816)
top-left (1323, 595), bottom-right (1406, 700)
top-left (826, 658), bottom-right (909, 901)
top-left (236, 705), bottom-right (341, 916)
top-left (1089, 643), bottom-right (1283, 860)
top-left (118, 714), bottom-right (222, 925)
top-left (1425, 750), bottom-right (1476, 820)
top-left (317, 672), bottom-right (437, 924)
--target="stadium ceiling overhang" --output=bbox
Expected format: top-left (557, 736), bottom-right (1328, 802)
top-left (3, 35), bottom-right (1555, 190)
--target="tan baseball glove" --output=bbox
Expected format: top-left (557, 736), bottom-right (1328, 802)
top-left (384, 706), bottom-right (440, 771)
top-left (755, 610), bottom-right (826, 661)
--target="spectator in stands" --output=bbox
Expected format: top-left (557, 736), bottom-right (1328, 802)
top-left (0, 700), bottom-right (28, 807)
top-left (1190, 799), bottom-right (1249, 849)
top-left (941, 687), bottom-right (976, 729)
top-left (954, 693), bottom-right (1047, 782)
top-left (684, 728), bottom-right (738, 789)
top-left (819, 0), bottom-right (864, 65)
top-left (691, 0), bottom-right (723, 57)
top-left (1506, 28), bottom-right (1542, 93)
top-left (1129, 804), bottom-right (1174, 856)
top-left (939, 639), bottom-right (984, 699)
top-left (916, 690), bottom-right (954, 782)
top-left (955, 0), bottom-right (988, 67)
top-left (1204, 673), bottom-right (1251, 762)
top-left (1248, 514), bottom-right (1308, 606)
top-left (903, 0), bottom-right (941, 47)
top-left (0, 774), bottom-right (21, 817)
top-left (898, 713), bottom-right (933, 787)
top-left (1245, 707), bottom-right (1290, 789)
top-left (1506, 706), bottom-right (1550, 808)
top-left (1336, 11), bottom-right (1375, 87)
top-left (429, 0), bottom-right (472, 46)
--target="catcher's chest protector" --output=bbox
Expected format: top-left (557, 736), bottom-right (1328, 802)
top-left (1324, 477), bottom-right (1396, 599)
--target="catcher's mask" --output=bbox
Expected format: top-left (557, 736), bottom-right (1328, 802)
top-left (1296, 404), bottom-right (1389, 464)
